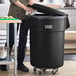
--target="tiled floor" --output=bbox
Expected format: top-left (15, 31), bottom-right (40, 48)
top-left (0, 61), bottom-right (76, 76)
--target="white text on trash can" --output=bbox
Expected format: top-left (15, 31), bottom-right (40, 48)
top-left (45, 25), bottom-right (53, 29)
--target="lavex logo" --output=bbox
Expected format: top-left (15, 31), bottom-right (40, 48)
top-left (45, 25), bottom-right (53, 29)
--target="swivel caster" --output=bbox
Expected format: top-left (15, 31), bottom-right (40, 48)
top-left (38, 70), bottom-right (42, 75)
top-left (43, 68), bottom-right (46, 73)
top-left (33, 68), bottom-right (37, 74)
top-left (52, 68), bottom-right (58, 74)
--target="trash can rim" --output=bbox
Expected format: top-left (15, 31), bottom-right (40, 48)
top-left (30, 15), bottom-right (66, 19)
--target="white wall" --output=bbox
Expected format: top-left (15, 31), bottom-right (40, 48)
top-left (0, 0), bottom-right (10, 29)
top-left (0, 0), bottom-right (10, 16)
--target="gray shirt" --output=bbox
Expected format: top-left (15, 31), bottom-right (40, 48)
top-left (8, 0), bottom-right (29, 19)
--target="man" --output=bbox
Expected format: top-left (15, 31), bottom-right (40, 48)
top-left (0, 0), bottom-right (35, 72)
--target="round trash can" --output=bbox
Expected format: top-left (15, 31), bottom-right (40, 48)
top-left (29, 14), bottom-right (66, 73)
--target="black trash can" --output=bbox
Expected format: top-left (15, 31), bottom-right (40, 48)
top-left (27, 4), bottom-right (70, 74)
top-left (29, 15), bottom-right (65, 74)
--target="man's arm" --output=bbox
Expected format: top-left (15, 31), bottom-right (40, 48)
top-left (10, 0), bottom-right (34, 12)
top-left (14, 1), bottom-right (33, 11)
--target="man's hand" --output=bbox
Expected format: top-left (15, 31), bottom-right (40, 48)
top-left (14, 1), bottom-right (34, 14)
top-left (25, 7), bottom-right (34, 14)
top-left (28, 0), bottom-right (39, 5)
top-left (28, 1), bottom-right (33, 5)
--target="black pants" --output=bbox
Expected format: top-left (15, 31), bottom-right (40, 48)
top-left (17, 20), bottom-right (28, 65)
top-left (5, 20), bottom-right (28, 65)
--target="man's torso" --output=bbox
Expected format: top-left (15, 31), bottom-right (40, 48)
top-left (8, 0), bottom-right (29, 19)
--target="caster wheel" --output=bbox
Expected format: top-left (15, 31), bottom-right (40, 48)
top-left (43, 68), bottom-right (46, 72)
top-left (33, 68), bottom-right (37, 74)
top-left (38, 70), bottom-right (42, 75)
top-left (52, 68), bottom-right (58, 74)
